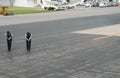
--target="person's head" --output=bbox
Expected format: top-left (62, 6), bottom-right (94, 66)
top-left (26, 32), bottom-right (31, 36)
top-left (27, 32), bottom-right (30, 34)
top-left (7, 31), bottom-right (10, 34)
top-left (6, 31), bottom-right (11, 37)
top-left (7, 30), bottom-right (9, 33)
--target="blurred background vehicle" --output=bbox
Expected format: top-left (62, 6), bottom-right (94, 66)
top-left (111, 2), bottom-right (118, 6)
top-left (104, 2), bottom-right (112, 7)
top-left (99, 2), bottom-right (105, 8)
top-left (42, 1), bottom-right (65, 10)
top-left (92, 2), bottom-right (99, 7)
top-left (85, 3), bottom-right (92, 8)
top-left (65, 3), bottom-right (76, 9)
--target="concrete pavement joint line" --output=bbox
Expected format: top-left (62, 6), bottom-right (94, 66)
top-left (93, 33), bottom-right (120, 41)
top-left (72, 24), bottom-right (120, 41)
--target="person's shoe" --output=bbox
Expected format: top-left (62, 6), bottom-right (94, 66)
top-left (8, 50), bottom-right (11, 52)
top-left (27, 49), bottom-right (30, 52)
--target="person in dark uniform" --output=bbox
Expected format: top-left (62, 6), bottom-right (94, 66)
top-left (5, 31), bottom-right (13, 52)
top-left (25, 32), bottom-right (32, 52)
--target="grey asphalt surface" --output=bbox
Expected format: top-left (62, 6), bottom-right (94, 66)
top-left (0, 7), bottom-right (120, 78)
top-left (0, 7), bottom-right (120, 26)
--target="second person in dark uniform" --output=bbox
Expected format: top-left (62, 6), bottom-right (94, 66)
top-left (25, 32), bottom-right (32, 52)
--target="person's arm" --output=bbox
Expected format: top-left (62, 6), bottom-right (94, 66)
top-left (28, 34), bottom-right (32, 41)
top-left (8, 37), bottom-right (11, 40)
top-left (5, 33), bottom-right (9, 40)
top-left (25, 34), bottom-right (29, 41)
top-left (8, 33), bottom-right (13, 40)
top-left (9, 34), bottom-right (13, 40)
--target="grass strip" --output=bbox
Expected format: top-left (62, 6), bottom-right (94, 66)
top-left (10, 10), bottom-right (56, 14)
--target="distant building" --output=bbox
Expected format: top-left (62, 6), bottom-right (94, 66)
top-left (13, 0), bottom-right (41, 7)
top-left (0, 0), bottom-right (11, 7)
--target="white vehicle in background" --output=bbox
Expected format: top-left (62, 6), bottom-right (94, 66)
top-left (99, 2), bottom-right (105, 8)
top-left (85, 3), bottom-right (92, 8)
top-left (112, 2), bottom-right (118, 6)
top-left (65, 3), bottom-right (76, 9)
top-left (42, 1), bottom-right (65, 10)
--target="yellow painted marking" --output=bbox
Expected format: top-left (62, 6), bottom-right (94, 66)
top-left (93, 33), bottom-right (120, 41)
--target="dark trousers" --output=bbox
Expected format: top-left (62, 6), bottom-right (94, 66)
top-left (7, 39), bottom-right (12, 51)
top-left (26, 40), bottom-right (31, 51)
